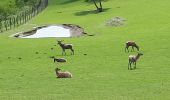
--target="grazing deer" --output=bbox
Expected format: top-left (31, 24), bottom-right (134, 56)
top-left (55, 68), bottom-right (72, 78)
top-left (128, 52), bottom-right (143, 70)
top-left (57, 40), bottom-right (74, 55)
top-left (125, 41), bottom-right (139, 52)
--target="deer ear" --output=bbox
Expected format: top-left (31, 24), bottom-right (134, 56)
top-left (57, 40), bottom-right (62, 42)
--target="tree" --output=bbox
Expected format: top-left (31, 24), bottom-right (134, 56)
top-left (15, 0), bottom-right (40, 8)
top-left (85, 0), bottom-right (103, 12)
top-left (92, 0), bottom-right (103, 12)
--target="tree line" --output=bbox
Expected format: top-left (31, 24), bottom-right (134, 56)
top-left (0, 0), bottom-right (48, 32)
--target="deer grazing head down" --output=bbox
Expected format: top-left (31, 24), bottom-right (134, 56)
top-left (125, 41), bottom-right (140, 52)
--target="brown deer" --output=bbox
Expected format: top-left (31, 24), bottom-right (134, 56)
top-left (55, 68), bottom-right (72, 78)
top-left (57, 40), bottom-right (74, 55)
top-left (125, 41), bottom-right (139, 52)
top-left (128, 52), bottom-right (143, 70)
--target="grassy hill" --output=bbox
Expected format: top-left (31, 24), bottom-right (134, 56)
top-left (0, 0), bottom-right (170, 100)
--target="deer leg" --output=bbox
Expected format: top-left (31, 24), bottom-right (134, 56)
top-left (71, 48), bottom-right (74, 55)
top-left (125, 47), bottom-right (128, 52)
top-left (134, 45), bottom-right (139, 51)
top-left (131, 46), bottom-right (133, 52)
top-left (62, 51), bottom-right (64, 55)
top-left (64, 49), bottom-right (66, 55)
top-left (70, 50), bottom-right (72, 55)
top-left (125, 45), bottom-right (128, 52)
top-left (127, 46), bottom-right (129, 52)
top-left (132, 46), bottom-right (134, 51)
top-left (129, 62), bottom-right (132, 70)
top-left (128, 60), bottom-right (131, 70)
top-left (62, 49), bottom-right (65, 55)
top-left (134, 62), bottom-right (136, 69)
top-left (132, 62), bottom-right (134, 69)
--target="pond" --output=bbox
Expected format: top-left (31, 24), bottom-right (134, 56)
top-left (22, 25), bottom-right (71, 38)
top-left (12, 24), bottom-right (85, 38)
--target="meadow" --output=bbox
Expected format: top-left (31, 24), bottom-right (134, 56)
top-left (0, 0), bottom-right (170, 100)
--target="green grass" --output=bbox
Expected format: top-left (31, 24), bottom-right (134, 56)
top-left (1, 0), bottom-right (170, 100)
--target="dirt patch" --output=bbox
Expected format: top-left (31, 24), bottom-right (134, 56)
top-left (106, 16), bottom-right (126, 27)
top-left (62, 24), bottom-right (85, 37)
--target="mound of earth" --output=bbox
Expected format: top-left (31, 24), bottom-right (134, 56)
top-left (106, 17), bottom-right (126, 27)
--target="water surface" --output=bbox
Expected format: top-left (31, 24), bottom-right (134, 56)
top-left (22, 25), bottom-right (71, 38)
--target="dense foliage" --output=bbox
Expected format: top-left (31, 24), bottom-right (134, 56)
top-left (0, 0), bottom-right (39, 20)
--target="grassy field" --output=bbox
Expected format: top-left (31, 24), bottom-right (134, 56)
top-left (1, 0), bottom-right (170, 100)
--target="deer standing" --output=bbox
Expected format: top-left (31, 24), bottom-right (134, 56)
top-left (128, 52), bottom-right (143, 70)
top-left (125, 41), bottom-right (139, 52)
top-left (57, 40), bottom-right (74, 55)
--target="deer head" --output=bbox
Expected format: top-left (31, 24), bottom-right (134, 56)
top-left (135, 45), bottom-right (139, 51)
top-left (55, 68), bottom-right (61, 72)
top-left (137, 52), bottom-right (143, 56)
top-left (57, 40), bottom-right (64, 44)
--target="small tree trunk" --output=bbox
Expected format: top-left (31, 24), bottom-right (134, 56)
top-left (4, 18), bottom-right (8, 31)
top-left (13, 16), bottom-right (16, 27)
top-left (99, 0), bottom-right (103, 12)
top-left (0, 20), bottom-right (2, 32)
top-left (92, 0), bottom-right (99, 10)
top-left (92, 0), bottom-right (103, 12)
top-left (9, 18), bottom-right (12, 29)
